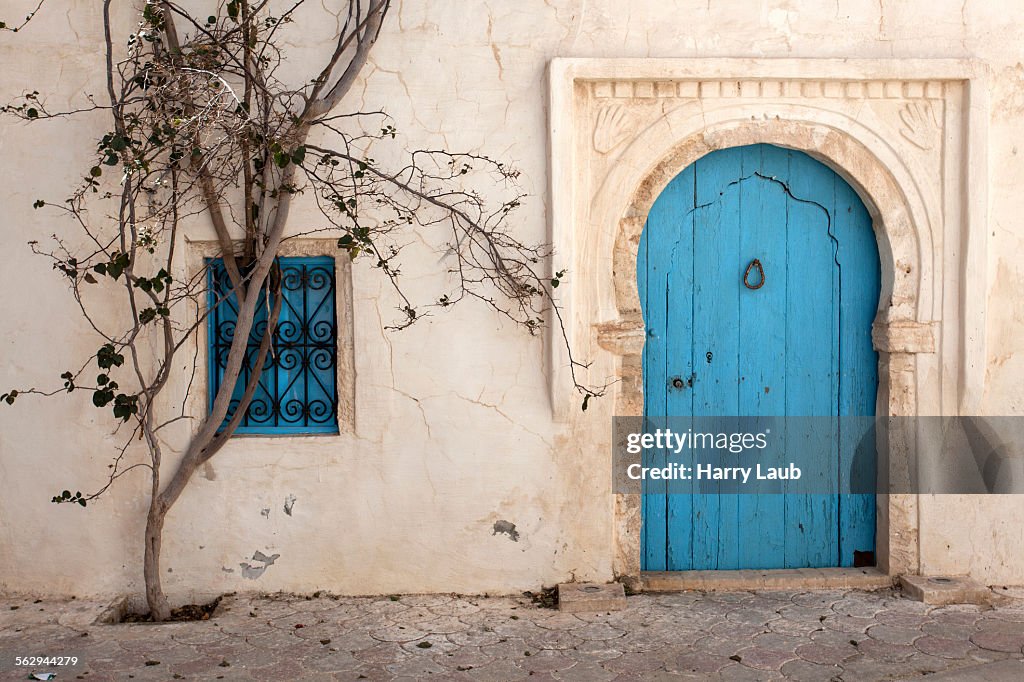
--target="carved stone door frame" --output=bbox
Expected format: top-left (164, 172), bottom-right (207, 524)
top-left (546, 59), bottom-right (990, 580)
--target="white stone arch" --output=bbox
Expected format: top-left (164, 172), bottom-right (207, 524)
top-left (593, 106), bottom-right (935, 330)
top-left (595, 114), bottom-right (936, 579)
top-left (547, 59), bottom-right (989, 584)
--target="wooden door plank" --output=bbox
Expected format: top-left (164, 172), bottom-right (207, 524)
top-left (664, 165), bottom-right (697, 571)
top-left (784, 154), bottom-right (841, 568)
top-left (639, 168), bottom-right (691, 570)
top-left (691, 146), bottom-right (744, 570)
top-left (736, 144), bottom-right (789, 569)
top-left (834, 179), bottom-right (880, 566)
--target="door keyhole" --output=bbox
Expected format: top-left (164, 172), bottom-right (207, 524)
top-left (670, 375), bottom-right (694, 390)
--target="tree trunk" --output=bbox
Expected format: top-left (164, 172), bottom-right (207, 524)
top-left (144, 498), bottom-right (171, 621)
top-left (140, 270), bottom-right (282, 620)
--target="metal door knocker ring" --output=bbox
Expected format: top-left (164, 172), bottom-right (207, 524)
top-left (744, 258), bottom-right (765, 290)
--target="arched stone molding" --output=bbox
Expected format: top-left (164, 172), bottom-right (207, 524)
top-left (547, 59), bottom-right (990, 582)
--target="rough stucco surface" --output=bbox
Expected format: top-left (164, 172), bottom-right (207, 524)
top-left (1, 0), bottom-right (1024, 602)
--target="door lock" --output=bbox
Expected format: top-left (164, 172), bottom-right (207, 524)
top-left (670, 375), bottom-right (694, 390)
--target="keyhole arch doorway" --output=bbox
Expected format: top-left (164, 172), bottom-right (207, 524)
top-left (637, 143), bottom-right (880, 571)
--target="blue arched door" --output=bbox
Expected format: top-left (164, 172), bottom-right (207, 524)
top-left (638, 144), bottom-right (880, 571)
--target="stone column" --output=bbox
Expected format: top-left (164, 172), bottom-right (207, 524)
top-left (872, 319), bottom-right (936, 576)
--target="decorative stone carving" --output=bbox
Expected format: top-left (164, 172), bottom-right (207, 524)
top-left (548, 59), bottom-right (990, 584)
top-left (590, 79), bottom-right (945, 100)
top-left (898, 101), bottom-right (941, 151)
top-left (594, 317), bottom-right (645, 355)
top-left (593, 104), bottom-right (633, 154)
top-left (872, 320), bottom-right (939, 354)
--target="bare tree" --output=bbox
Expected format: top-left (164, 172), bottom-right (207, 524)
top-left (1, 0), bottom-right (601, 620)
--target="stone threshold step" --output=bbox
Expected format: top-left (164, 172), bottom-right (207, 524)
top-left (898, 659), bottom-right (1024, 681)
top-left (641, 567), bottom-right (894, 592)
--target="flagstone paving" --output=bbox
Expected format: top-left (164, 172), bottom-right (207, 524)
top-left (2, 587), bottom-right (1024, 680)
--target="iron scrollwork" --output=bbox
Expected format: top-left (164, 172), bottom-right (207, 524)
top-left (209, 257), bottom-right (338, 433)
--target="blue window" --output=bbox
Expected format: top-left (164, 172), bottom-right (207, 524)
top-left (207, 256), bottom-right (338, 434)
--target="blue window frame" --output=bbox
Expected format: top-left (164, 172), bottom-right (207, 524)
top-left (207, 256), bottom-right (338, 434)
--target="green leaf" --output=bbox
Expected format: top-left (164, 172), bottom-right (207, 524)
top-left (32, 199), bottom-right (44, 209)
top-left (139, 307), bottom-right (156, 324)
top-left (112, 394), bottom-right (138, 421)
top-left (273, 150), bottom-right (290, 168)
top-left (83, 272), bottom-right (97, 284)
top-left (26, 108), bottom-right (38, 118)
top-left (96, 374), bottom-right (108, 386)
top-left (57, 261), bottom-right (77, 278)
top-left (290, 146), bottom-right (306, 165)
top-left (97, 343), bottom-right (124, 370)
top-left (95, 252), bottom-right (130, 280)
top-left (142, 4), bottom-right (160, 25)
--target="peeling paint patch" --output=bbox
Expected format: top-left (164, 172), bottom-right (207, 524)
top-left (492, 520), bottom-right (520, 542)
top-left (284, 494), bottom-right (297, 516)
top-left (239, 550), bottom-right (280, 579)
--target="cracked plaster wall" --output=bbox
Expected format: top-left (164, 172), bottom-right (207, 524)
top-left (1, 0), bottom-right (1024, 599)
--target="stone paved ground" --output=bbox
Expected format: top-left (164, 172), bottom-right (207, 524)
top-left (2, 588), bottom-right (1024, 681)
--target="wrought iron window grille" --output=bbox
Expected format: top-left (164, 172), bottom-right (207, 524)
top-left (207, 256), bottom-right (339, 434)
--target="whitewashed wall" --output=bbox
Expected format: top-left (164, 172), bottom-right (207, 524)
top-left (1, 0), bottom-right (1024, 601)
